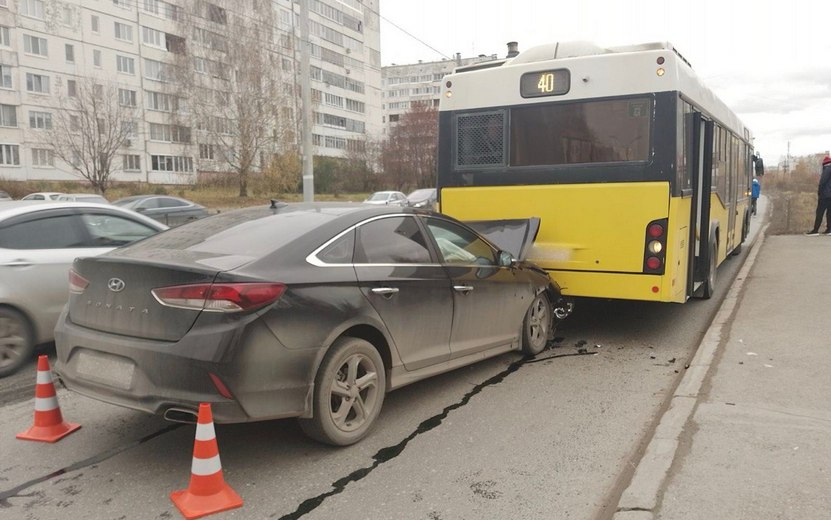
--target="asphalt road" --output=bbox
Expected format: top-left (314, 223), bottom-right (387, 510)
top-left (0, 242), bottom-right (751, 520)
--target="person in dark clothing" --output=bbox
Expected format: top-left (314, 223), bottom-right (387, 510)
top-left (805, 156), bottom-right (831, 235)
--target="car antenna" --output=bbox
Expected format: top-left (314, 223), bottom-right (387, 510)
top-left (270, 199), bottom-right (287, 209)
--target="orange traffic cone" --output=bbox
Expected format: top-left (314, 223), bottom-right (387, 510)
top-left (170, 403), bottom-right (243, 519)
top-left (17, 355), bottom-right (81, 443)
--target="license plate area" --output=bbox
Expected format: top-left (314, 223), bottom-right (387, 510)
top-left (75, 350), bottom-right (135, 390)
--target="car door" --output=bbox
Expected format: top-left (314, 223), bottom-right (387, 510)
top-left (0, 211), bottom-right (102, 342)
top-left (353, 215), bottom-right (453, 371)
top-left (423, 216), bottom-right (530, 360)
top-left (155, 197), bottom-right (192, 226)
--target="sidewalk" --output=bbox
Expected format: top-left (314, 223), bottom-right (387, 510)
top-left (615, 200), bottom-right (831, 519)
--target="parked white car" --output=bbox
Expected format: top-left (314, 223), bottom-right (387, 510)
top-left (0, 201), bottom-right (167, 376)
top-left (21, 192), bottom-right (64, 201)
top-left (363, 191), bottom-right (409, 207)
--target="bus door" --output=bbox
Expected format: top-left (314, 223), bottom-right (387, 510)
top-left (688, 113), bottom-right (714, 297)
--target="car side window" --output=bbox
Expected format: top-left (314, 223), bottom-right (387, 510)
top-left (0, 214), bottom-right (87, 249)
top-left (80, 213), bottom-right (159, 247)
top-left (425, 218), bottom-right (497, 265)
top-left (317, 229), bottom-right (355, 264)
top-left (355, 216), bottom-right (432, 264)
top-left (158, 198), bottom-right (187, 208)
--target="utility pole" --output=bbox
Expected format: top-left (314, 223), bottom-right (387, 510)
top-left (299, 0), bottom-right (314, 201)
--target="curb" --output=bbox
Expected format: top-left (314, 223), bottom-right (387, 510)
top-left (612, 224), bottom-right (768, 519)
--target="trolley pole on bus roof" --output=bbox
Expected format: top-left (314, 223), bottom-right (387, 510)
top-left (299, 0), bottom-right (314, 201)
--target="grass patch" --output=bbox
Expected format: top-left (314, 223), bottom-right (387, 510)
top-left (763, 168), bottom-right (822, 235)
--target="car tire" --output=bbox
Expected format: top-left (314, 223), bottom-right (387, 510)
top-left (521, 293), bottom-right (551, 356)
top-left (0, 307), bottom-right (35, 378)
top-left (299, 337), bottom-right (386, 446)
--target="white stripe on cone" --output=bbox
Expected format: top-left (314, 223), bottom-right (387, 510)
top-left (195, 422), bottom-right (216, 441)
top-left (191, 454), bottom-right (222, 476)
top-left (34, 396), bottom-right (59, 411)
top-left (36, 371), bottom-right (53, 385)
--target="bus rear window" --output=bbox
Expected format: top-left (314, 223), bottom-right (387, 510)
top-left (510, 98), bottom-right (651, 166)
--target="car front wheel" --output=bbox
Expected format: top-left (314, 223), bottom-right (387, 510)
top-left (521, 293), bottom-right (551, 356)
top-left (0, 308), bottom-right (35, 378)
top-left (300, 337), bottom-right (386, 446)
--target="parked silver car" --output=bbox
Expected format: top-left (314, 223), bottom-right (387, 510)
top-left (363, 191), bottom-right (409, 207)
top-left (113, 195), bottom-right (209, 227)
top-left (0, 201), bottom-right (167, 376)
top-left (22, 192), bottom-right (64, 201)
top-left (57, 193), bottom-right (110, 204)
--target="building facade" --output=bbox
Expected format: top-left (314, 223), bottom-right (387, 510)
top-left (0, 0), bottom-right (381, 185)
top-left (381, 53), bottom-right (496, 136)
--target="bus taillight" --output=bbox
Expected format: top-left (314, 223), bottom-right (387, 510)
top-left (643, 219), bottom-right (668, 274)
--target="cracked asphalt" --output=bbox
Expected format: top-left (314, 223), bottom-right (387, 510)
top-left (0, 253), bottom-right (745, 519)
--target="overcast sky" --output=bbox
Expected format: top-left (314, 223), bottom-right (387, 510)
top-left (379, 0), bottom-right (831, 165)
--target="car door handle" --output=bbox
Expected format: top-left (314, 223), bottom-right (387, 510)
top-left (2, 260), bottom-right (32, 267)
top-left (371, 287), bottom-right (399, 295)
top-left (453, 285), bottom-right (474, 293)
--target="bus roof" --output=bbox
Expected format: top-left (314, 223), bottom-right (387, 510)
top-left (443, 41), bottom-right (751, 142)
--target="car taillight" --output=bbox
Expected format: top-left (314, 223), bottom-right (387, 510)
top-left (68, 269), bottom-right (89, 294)
top-left (151, 282), bottom-right (286, 312)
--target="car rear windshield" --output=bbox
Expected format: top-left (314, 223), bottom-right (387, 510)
top-left (117, 207), bottom-right (336, 257)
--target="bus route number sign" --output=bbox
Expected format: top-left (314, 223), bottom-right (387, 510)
top-left (520, 69), bottom-right (570, 98)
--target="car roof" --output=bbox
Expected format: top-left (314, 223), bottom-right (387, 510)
top-left (0, 201), bottom-right (167, 228)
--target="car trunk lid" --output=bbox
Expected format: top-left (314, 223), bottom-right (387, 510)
top-left (68, 256), bottom-right (226, 342)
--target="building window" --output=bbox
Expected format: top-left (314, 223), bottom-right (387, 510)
top-left (93, 49), bottom-right (102, 67)
top-left (151, 155), bottom-right (193, 172)
top-left (116, 55), bottom-right (135, 74)
top-left (149, 123), bottom-right (190, 143)
top-left (123, 154), bottom-right (141, 171)
top-left (28, 110), bottom-right (52, 129)
top-left (20, 0), bottom-right (44, 19)
top-left (144, 58), bottom-right (171, 81)
top-left (145, 90), bottom-right (178, 112)
top-left (61, 6), bottom-right (71, 25)
top-left (113, 0), bottom-right (130, 8)
top-left (65, 44), bottom-right (75, 63)
top-left (114, 22), bottom-right (133, 42)
top-left (67, 79), bottom-right (77, 97)
top-left (118, 88), bottom-right (137, 107)
top-left (0, 104), bottom-right (16, 127)
top-left (91, 15), bottom-right (99, 33)
top-left (23, 34), bottom-right (48, 57)
top-left (31, 148), bottom-right (54, 167)
top-left (206, 3), bottom-right (226, 24)
top-left (141, 26), bottom-right (165, 48)
top-left (199, 143), bottom-right (215, 159)
top-left (0, 65), bottom-right (11, 89)
top-left (0, 144), bottom-right (19, 165)
top-left (0, 26), bottom-right (10, 47)
top-left (25, 73), bottom-right (50, 94)
top-left (143, 0), bottom-right (179, 21)
top-left (69, 115), bottom-right (80, 131)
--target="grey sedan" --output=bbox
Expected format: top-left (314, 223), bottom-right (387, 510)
top-left (55, 203), bottom-right (571, 445)
top-left (0, 202), bottom-right (166, 377)
top-left (113, 195), bottom-right (209, 227)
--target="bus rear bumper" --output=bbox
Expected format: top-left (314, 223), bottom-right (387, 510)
top-left (547, 270), bottom-right (684, 303)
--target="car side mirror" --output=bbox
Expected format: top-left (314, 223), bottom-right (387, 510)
top-left (498, 250), bottom-right (515, 267)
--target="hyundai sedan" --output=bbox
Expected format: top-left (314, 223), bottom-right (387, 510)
top-left (55, 203), bottom-right (570, 445)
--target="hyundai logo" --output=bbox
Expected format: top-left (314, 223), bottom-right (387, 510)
top-left (107, 278), bottom-right (126, 292)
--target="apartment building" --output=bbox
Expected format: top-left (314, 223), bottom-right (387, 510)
top-left (0, 0), bottom-right (381, 185)
top-left (381, 53), bottom-right (497, 135)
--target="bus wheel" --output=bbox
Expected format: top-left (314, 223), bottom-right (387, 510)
top-left (702, 242), bottom-right (717, 299)
top-left (522, 293), bottom-right (551, 356)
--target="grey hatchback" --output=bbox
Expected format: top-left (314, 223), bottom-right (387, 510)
top-left (113, 195), bottom-right (209, 227)
top-left (55, 203), bottom-right (570, 445)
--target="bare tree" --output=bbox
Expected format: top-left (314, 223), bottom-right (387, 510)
top-left (50, 78), bottom-right (136, 195)
top-left (176, 1), bottom-right (294, 197)
top-left (379, 102), bottom-right (439, 191)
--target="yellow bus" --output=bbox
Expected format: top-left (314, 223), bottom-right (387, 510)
top-left (437, 42), bottom-right (757, 302)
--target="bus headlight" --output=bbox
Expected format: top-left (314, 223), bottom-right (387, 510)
top-left (648, 240), bottom-right (663, 254)
top-left (656, 67), bottom-right (665, 77)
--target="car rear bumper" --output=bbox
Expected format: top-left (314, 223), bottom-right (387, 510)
top-left (54, 309), bottom-right (319, 423)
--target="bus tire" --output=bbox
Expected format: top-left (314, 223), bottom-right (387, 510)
top-left (701, 241), bottom-right (717, 299)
